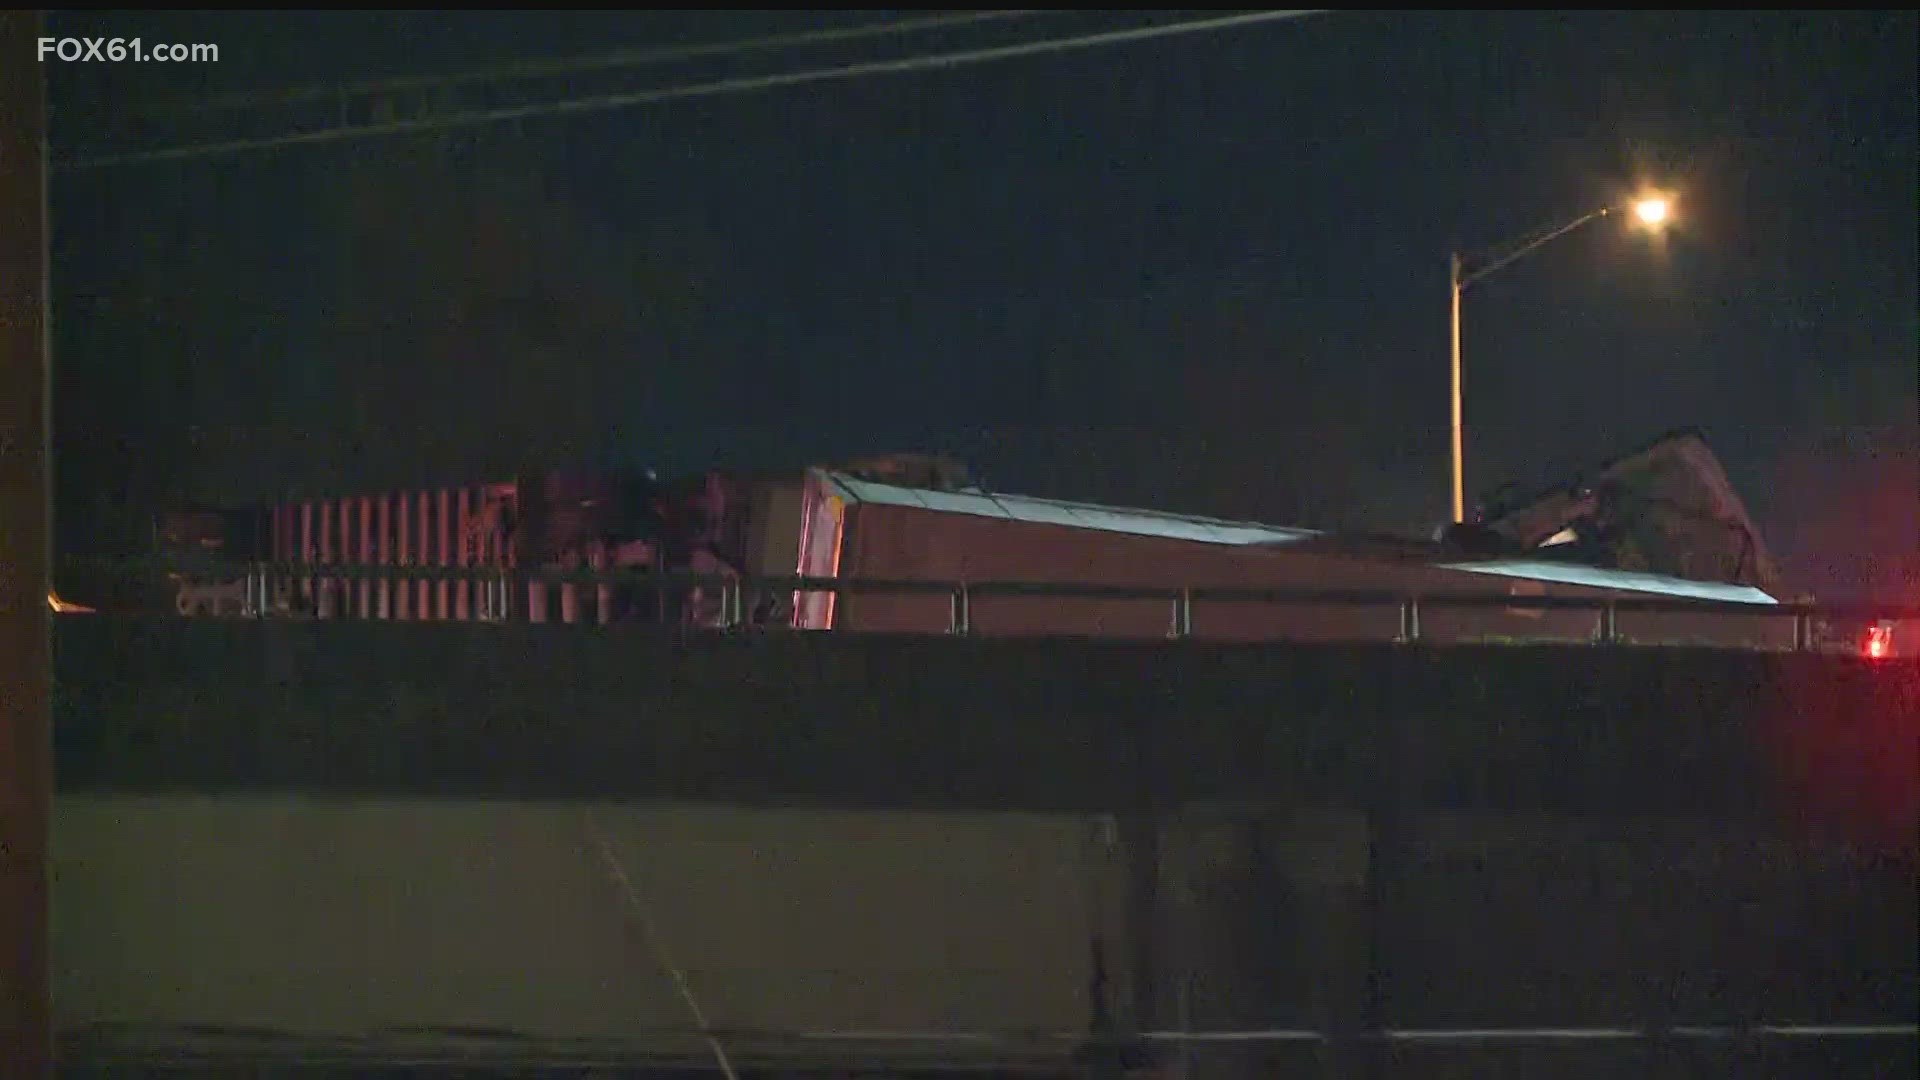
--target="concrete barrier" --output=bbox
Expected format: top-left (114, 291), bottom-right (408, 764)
top-left (49, 798), bottom-right (1915, 1074)
top-left (52, 619), bottom-right (1919, 837)
top-left (53, 797), bottom-right (1114, 1071)
top-left (47, 618), bottom-right (1920, 1073)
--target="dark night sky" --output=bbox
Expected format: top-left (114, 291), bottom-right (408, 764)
top-left (40, 11), bottom-right (1920, 599)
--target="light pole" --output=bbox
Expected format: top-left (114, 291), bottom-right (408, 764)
top-left (1449, 196), bottom-right (1671, 523)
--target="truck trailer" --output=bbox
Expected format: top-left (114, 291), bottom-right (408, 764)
top-left (144, 450), bottom-right (1798, 649)
top-left (789, 465), bottom-right (1791, 648)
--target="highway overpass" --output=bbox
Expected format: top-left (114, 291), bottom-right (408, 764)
top-left (48, 618), bottom-right (1920, 1077)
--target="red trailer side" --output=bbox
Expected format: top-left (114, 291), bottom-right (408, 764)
top-left (801, 470), bottom-right (1789, 648)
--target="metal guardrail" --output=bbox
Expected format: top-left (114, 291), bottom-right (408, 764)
top-left (53, 1020), bottom-right (1920, 1070)
top-left (53, 556), bottom-right (1920, 650)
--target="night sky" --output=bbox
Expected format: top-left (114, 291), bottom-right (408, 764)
top-left (41, 11), bottom-right (1919, 600)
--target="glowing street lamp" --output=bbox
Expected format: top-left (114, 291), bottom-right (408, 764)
top-left (1448, 194), bottom-right (1676, 523)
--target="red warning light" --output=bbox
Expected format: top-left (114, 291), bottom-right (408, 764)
top-left (1863, 625), bottom-right (1892, 660)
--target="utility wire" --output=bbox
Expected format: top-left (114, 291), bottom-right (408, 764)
top-left (175, 11), bottom-right (1056, 113)
top-left (59, 10), bottom-right (1328, 171)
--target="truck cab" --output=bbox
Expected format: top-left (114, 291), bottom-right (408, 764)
top-left (154, 505), bottom-right (264, 617)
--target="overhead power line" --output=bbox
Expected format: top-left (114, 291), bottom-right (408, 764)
top-left (176, 11), bottom-right (1056, 113)
top-left (59, 10), bottom-right (1328, 171)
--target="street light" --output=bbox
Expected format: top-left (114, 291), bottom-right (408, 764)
top-left (1448, 195), bottom-right (1674, 523)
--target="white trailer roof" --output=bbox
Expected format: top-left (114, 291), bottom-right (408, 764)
top-left (1437, 559), bottom-right (1779, 605)
top-left (819, 471), bottom-right (1321, 547)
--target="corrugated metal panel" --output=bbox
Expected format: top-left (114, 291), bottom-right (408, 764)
top-left (820, 471), bottom-right (1320, 548)
top-left (1438, 559), bottom-right (1779, 605)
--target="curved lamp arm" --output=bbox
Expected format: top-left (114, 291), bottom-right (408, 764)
top-left (1455, 206), bottom-right (1613, 290)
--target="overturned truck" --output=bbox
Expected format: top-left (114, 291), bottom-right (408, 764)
top-left (141, 435), bottom-right (1817, 648)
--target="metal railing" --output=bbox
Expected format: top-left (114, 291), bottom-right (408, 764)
top-left (56, 556), bottom-right (1920, 653)
top-left (53, 1019), bottom-right (1920, 1072)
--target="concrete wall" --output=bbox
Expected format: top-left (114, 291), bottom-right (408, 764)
top-left (1154, 808), bottom-right (1917, 1022)
top-left (53, 619), bottom-right (1918, 838)
top-left (48, 618), bottom-right (1920, 1073)
top-left (1151, 807), bottom-right (1917, 1078)
top-left (50, 798), bottom-right (1915, 1074)
top-left (53, 797), bottom-right (1121, 1071)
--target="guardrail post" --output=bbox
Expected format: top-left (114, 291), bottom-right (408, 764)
top-left (717, 577), bottom-right (743, 632)
top-left (1595, 601), bottom-right (1619, 645)
top-left (949, 583), bottom-right (972, 637)
top-left (1397, 597), bottom-right (1421, 643)
top-left (1168, 588), bottom-right (1193, 639)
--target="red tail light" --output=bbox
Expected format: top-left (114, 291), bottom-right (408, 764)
top-left (1863, 625), bottom-right (1892, 660)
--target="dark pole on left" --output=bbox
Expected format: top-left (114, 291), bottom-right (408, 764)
top-left (0, 10), bottom-right (53, 1079)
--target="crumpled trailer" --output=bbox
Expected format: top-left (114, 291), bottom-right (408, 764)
top-left (234, 470), bottom-right (661, 624)
top-left (154, 451), bottom-right (1793, 647)
top-left (788, 467), bottom-right (1791, 648)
